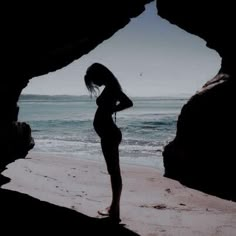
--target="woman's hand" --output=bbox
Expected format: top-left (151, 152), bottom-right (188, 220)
top-left (113, 91), bottom-right (133, 112)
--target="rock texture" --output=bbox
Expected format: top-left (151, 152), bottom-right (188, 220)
top-left (157, 1), bottom-right (236, 200)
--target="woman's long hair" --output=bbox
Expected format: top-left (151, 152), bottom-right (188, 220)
top-left (84, 63), bottom-right (122, 96)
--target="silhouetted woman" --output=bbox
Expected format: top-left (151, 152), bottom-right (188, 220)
top-left (84, 63), bottom-right (133, 223)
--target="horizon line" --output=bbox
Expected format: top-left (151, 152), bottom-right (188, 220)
top-left (20, 93), bottom-right (191, 99)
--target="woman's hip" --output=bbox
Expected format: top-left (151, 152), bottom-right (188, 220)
top-left (100, 128), bottom-right (122, 144)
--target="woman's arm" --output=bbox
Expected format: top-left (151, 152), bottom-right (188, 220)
top-left (114, 91), bottom-right (133, 112)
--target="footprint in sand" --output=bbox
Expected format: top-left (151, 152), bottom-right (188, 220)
top-left (147, 177), bottom-right (155, 182)
top-left (139, 203), bottom-right (167, 210)
top-left (165, 188), bottom-right (171, 193)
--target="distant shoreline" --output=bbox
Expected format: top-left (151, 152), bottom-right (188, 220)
top-left (20, 93), bottom-right (191, 100)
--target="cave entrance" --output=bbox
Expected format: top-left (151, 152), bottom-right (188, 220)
top-left (19, 1), bottom-right (220, 170)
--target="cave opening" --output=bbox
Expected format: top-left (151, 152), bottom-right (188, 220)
top-left (19, 1), bottom-right (221, 171)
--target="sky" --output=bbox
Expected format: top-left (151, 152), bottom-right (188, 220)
top-left (22, 2), bottom-right (221, 97)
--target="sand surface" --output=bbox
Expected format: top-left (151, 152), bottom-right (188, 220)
top-left (2, 152), bottom-right (236, 236)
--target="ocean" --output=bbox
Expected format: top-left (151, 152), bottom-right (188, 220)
top-left (18, 94), bottom-right (188, 171)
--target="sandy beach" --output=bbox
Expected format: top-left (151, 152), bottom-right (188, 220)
top-left (1, 152), bottom-right (236, 236)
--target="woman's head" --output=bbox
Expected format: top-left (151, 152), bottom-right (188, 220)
top-left (84, 63), bottom-right (121, 96)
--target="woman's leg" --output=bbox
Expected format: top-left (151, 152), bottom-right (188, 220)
top-left (110, 167), bottom-right (122, 219)
top-left (101, 139), bottom-right (122, 220)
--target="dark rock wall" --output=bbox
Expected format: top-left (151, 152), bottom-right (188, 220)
top-left (157, 0), bottom-right (236, 200)
top-left (163, 74), bottom-right (236, 201)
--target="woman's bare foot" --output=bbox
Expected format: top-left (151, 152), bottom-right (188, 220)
top-left (98, 207), bottom-right (121, 223)
top-left (97, 207), bottom-right (110, 216)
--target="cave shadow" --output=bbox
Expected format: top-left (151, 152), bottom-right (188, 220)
top-left (0, 174), bottom-right (139, 236)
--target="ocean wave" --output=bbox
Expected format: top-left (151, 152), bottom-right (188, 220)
top-left (19, 94), bottom-right (90, 102)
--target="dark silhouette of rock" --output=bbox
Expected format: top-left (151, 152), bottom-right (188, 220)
top-left (163, 73), bottom-right (236, 201)
top-left (1, 122), bottom-right (34, 172)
